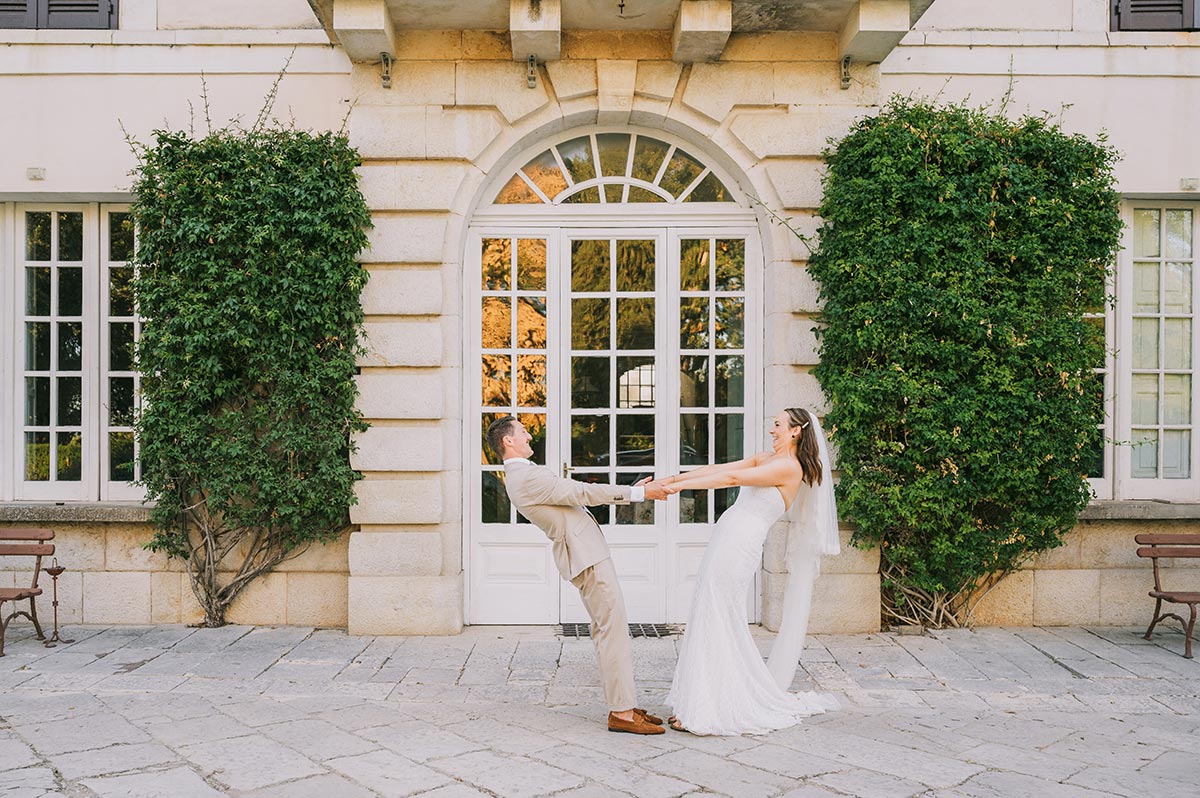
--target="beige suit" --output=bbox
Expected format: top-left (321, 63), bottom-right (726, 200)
top-left (503, 460), bottom-right (638, 711)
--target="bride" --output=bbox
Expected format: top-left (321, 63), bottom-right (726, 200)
top-left (654, 407), bottom-right (841, 735)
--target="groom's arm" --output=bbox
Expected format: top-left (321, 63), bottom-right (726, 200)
top-left (521, 468), bottom-right (639, 507)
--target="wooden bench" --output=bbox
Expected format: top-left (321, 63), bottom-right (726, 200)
top-left (0, 528), bottom-right (54, 657)
top-left (1135, 532), bottom-right (1200, 659)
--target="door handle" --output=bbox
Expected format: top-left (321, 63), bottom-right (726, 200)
top-left (562, 464), bottom-right (574, 478)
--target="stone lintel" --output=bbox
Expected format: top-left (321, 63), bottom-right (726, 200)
top-left (332, 0), bottom-right (396, 62)
top-left (672, 0), bottom-right (732, 63)
top-left (838, 0), bottom-right (910, 65)
top-left (596, 59), bottom-right (638, 125)
top-left (510, 0), bottom-right (561, 62)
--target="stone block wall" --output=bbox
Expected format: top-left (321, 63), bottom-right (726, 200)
top-left (0, 522), bottom-right (350, 628)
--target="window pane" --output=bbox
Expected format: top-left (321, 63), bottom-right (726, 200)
top-left (517, 239), bottom-right (547, 291)
top-left (58, 267), bottom-right (82, 316)
top-left (58, 376), bottom-right (82, 426)
top-left (615, 298), bottom-right (654, 350)
top-left (715, 240), bottom-right (745, 291)
top-left (658, 149), bottom-right (704, 198)
top-left (715, 355), bottom-right (745, 406)
top-left (683, 172), bottom-right (732, 203)
top-left (495, 173), bottom-right (542, 204)
top-left (25, 377), bottom-right (50, 426)
top-left (616, 240), bottom-right (654, 292)
top-left (109, 431), bottom-right (136, 482)
top-left (572, 240), bottom-right (609, 291)
top-left (517, 413), bottom-right (546, 463)
top-left (1164, 319), bottom-right (1192, 369)
top-left (26, 267), bottom-right (50, 315)
top-left (516, 297), bottom-right (547, 349)
top-left (481, 470), bottom-right (511, 522)
top-left (58, 322), bottom-right (82, 371)
top-left (630, 136), bottom-right (670, 183)
top-left (482, 239), bottom-right (511, 290)
top-left (1081, 431), bottom-right (1105, 479)
top-left (604, 184), bottom-right (623, 203)
top-left (110, 322), bottom-right (135, 371)
top-left (1131, 429), bottom-right (1159, 478)
top-left (616, 414), bottom-right (654, 466)
top-left (715, 487), bottom-right (738, 520)
top-left (26, 322), bottom-right (50, 370)
top-left (56, 432), bottom-right (82, 481)
top-left (521, 151), bottom-right (568, 199)
top-left (1133, 209), bottom-right (1160, 258)
top-left (1164, 374), bottom-right (1192, 425)
top-left (109, 212), bottom-right (135, 261)
top-left (481, 355), bottom-right (511, 406)
top-left (1132, 374), bottom-right (1159, 425)
top-left (25, 212), bottom-right (51, 261)
top-left (715, 413), bottom-right (744, 462)
top-left (1133, 262), bottom-right (1159, 314)
top-left (572, 415), bottom-right (609, 466)
top-left (616, 357), bottom-right (655, 408)
top-left (678, 489), bottom-right (708, 524)
top-left (481, 297), bottom-right (511, 348)
top-left (627, 186), bottom-right (666, 203)
top-left (616, 473), bottom-right (655, 525)
top-left (680, 414), bottom-right (708, 465)
top-left (572, 357), bottom-right (609, 409)
top-left (681, 239), bottom-right (709, 291)
top-left (597, 133), bottom-right (631, 177)
top-left (680, 355), bottom-right (709, 408)
top-left (562, 187), bottom-right (601, 204)
top-left (576, 473), bottom-right (610, 525)
top-left (25, 432), bottom-right (50, 481)
top-left (109, 376), bottom-right (135, 426)
top-left (1132, 318), bottom-right (1159, 369)
top-left (715, 298), bottom-right (745, 348)
top-left (1165, 209), bottom-right (1192, 259)
top-left (110, 266), bottom-right (135, 316)
top-left (1164, 262), bottom-right (1192, 314)
top-left (572, 298), bottom-right (610, 349)
top-left (680, 298), bottom-right (709, 349)
top-left (515, 354), bottom-right (546, 407)
top-left (1163, 430), bottom-right (1191, 479)
top-left (558, 137), bottom-right (597, 183)
top-left (57, 212), bottom-right (83, 261)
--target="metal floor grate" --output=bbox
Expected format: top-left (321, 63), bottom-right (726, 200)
top-left (560, 623), bottom-right (681, 639)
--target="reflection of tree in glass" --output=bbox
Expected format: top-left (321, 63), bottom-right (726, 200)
top-left (481, 355), bottom-right (511, 407)
top-left (516, 354), bottom-right (546, 407)
top-left (714, 298), bottom-right (744, 348)
top-left (57, 432), bottom-right (83, 480)
top-left (110, 212), bottom-right (136, 261)
top-left (572, 240), bottom-right (608, 291)
top-left (714, 355), bottom-right (744, 406)
top-left (715, 239), bottom-right (745, 290)
top-left (597, 134), bottom-right (630, 177)
top-left (517, 239), bottom-right (547, 290)
top-left (482, 239), bottom-right (511, 289)
top-left (25, 212), bottom-right (51, 260)
top-left (516, 297), bottom-right (546, 348)
top-left (616, 298), bottom-right (654, 349)
top-left (494, 174), bottom-right (541, 204)
top-left (616, 240), bottom-right (654, 291)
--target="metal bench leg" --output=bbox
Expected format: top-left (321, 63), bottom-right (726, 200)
top-left (1144, 597), bottom-right (1163, 640)
top-left (1186, 604), bottom-right (1197, 660)
top-left (0, 601), bottom-right (8, 658)
top-left (28, 597), bottom-right (45, 641)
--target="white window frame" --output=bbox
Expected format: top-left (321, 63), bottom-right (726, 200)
top-left (2, 201), bottom-right (143, 503)
top-left (1112, 201), bottom-right (1199, 501)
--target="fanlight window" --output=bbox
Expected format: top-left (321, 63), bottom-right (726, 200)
top-left (494, 133), bottom-right (735, 205)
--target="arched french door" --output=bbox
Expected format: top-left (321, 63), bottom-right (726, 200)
top-left (465, 129), bottom-right (762, 624)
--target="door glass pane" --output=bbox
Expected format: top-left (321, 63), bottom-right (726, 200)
top-left (1163, 319), bottom-right (1192, 370)
top-left (1163, 374), bottom-right (1192, 425)
top-left (571, 415), bottom-right (609, 466)
top-left (715, 355), bottom-right (744, 406)
top-left (481, 355), bottom-right (511, 406)
top-left (715, 487), bottom-right (738, 520)
top-left (25, 432), bottom-right (50, 481)
top-left (572, 240), bottom-right (609, 291)
top-left (57, 212), bottom-right (83, 261)
top-left (680, 414), bottom-right (708, 465)
top-left (481, 412), bottom-right (510, 465)
top-left (1133, 209), bottom-right (1160, 258)
top-left (678, 489), bottom-right (708, 524)
top-left (482, 298), bottom-right (512, 348)
top-left (58, 376), bottom-right (82, 426)
top-left (109, 376), bottom-right (135, 425)
top-left (715, 239), bottom-right (745, 291)
top-left (1132, 318), bottom-right (1159, 369)
top-left (110, 266), bottom-right (135, 316)
top-left (681, 239), bottom-right (709, 291)
top-left (572, 357), bottom-right (610, 409)
top-left (110, 431), bottom-right (136, 482)
top-left (1132, 374), bottom-right (1159, 425)
top-left (516, 355), bottom-right (546, 407)
top-left (58, 322), bottom-right (83, 371)
top-left (1163, 430), bottom-right (1191, 479)
top-left (616, 414), bottom-right (654, 466)
top-left (110, 322), bottom-right (135, 371)
top-left (576, 473), bottom-right (610, 525)
top-left (715, 297), bottom-right (745, 348)
top-left (1164, 263), bottom-right (1192, 314)
top-left (616, 473), bottom-right (654, 524)
top-left (1165, 209), bottom-right (1192, 259)
top-left (518, 413), bottom-right (546, 463)
top-left (25, 377), bottom-right (50, 426)
top-left (715, 413), bottom-right (744, 462)
top-left (517, 239), bottom-right (547, 291)
top-left (482, 239), bottom-right (512, 289)
top-left (58, 267), bottom-right (82, 316)
top-left (516, 297), bottom-right (547, 349)
top-left (521, 151), bottom-right (568, 200)
top-left (1131, 429), bottom-right (1159, 478)
top-left (616, 298), bottom-right (654, 349)
top-left (26, 322), bottom-right (50, 370)
top-left (572, 298), bottom-right (610, 349)
top-left (1133, 262), bottom-right (1159, 313)
top-left (109, 211), bottom-right (135, 261)
top-left (616, 357), bottom-right (655, 408)
top-left (26, 267), bottom-right (50, 315)
top-left (616, 240), bottom-right (654, 292)
top-left (57, 432), bottom-right (82, 481)
top-left (481, 470), bottom-right (511, 522)
top-left (680, 356), bottom-right (709, 408)
top-left (680, 298), bottom-right (708, 349)
top-left (25, 212), bottom-right (51, 261)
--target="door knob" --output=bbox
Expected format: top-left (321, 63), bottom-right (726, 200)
top-left (562, 464), bottom-right (574, 478)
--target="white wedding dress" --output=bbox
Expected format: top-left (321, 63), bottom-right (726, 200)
top-left (666, 484), bottom-right (839, 736)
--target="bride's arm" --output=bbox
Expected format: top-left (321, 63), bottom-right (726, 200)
top-left (657, 452), bottom-right (771, 486)
top-left (666, 457), bottom-right (798, 492)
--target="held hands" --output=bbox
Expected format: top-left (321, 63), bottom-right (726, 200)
top-left (635, 476), bottom-right (680, 501)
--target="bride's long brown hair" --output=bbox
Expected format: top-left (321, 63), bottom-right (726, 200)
top-left (785, 408), bottom-right (823, 487)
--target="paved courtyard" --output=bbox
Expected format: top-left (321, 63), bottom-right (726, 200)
top-left (0, 622), bottom-right (1197, 798)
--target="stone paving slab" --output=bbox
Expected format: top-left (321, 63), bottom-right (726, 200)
top-left (0, 622), bottom-right (1196, 797)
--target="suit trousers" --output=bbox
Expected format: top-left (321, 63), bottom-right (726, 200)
top-left (570, 557), bottom-right (636, 712)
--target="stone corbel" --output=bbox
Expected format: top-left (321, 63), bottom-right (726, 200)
top-left (511, 0), bottom-right (561, 63)
top-left (839, 0), bottom-right (912, 65)
top-left (672, 0), bottom-right (732, 63)
top-left (332, 0), bottom-right (397, 63)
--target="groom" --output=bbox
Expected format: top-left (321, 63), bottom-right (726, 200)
top-left (486, 415), bottom-right (668, 735)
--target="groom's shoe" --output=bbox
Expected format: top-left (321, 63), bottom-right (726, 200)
top-left (634, 708), bottom-right (663, 725)
top-left (608, 711), bottom-right (666, 735)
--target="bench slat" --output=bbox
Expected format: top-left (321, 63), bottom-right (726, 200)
top-left (1135, 533), bottom-right (1200, 545)
top-left (1150, 591), bottom-right (1200, 603)
top-left (0, 528), bottom-right (54, 541)
top-left (1137, 546), bottom-right (1200, 559)
top-left (0, 544), bottom-right (54, 557)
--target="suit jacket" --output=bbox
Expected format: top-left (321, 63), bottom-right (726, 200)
top-left (503, 460), bottom-right (633, 581)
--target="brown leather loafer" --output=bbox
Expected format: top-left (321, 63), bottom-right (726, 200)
top-left (608, 711), bottom-right (666, 734)
top-left (634, 708), bottom-right (664, 725)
